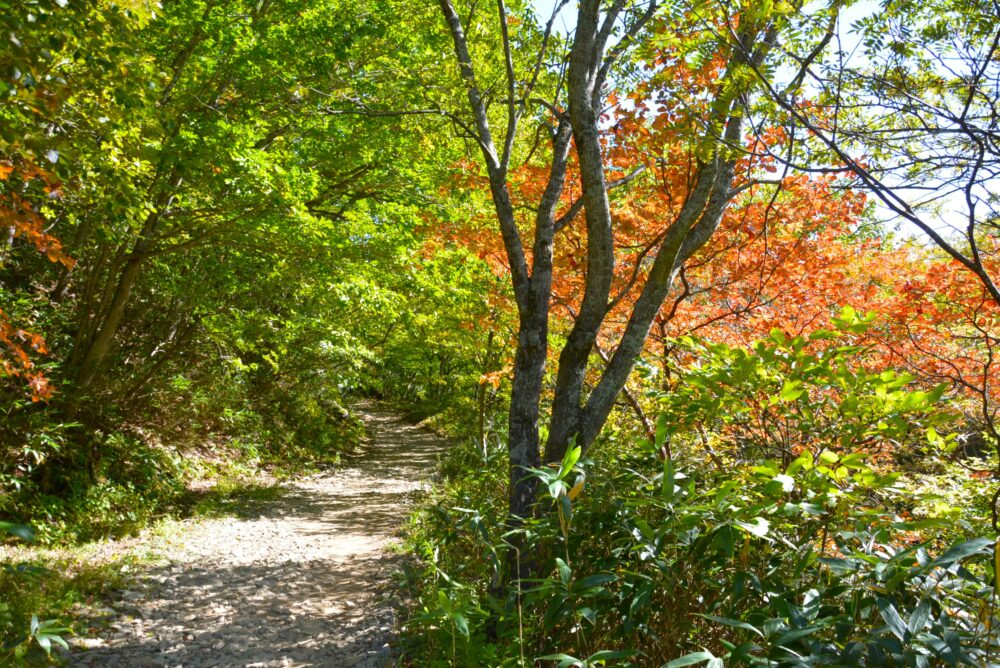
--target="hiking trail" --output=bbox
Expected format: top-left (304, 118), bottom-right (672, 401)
top-left (69, 404), bottom-right (444, 668)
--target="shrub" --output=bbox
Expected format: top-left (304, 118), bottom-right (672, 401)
top-left (400, 315), bottom-right (997, 666)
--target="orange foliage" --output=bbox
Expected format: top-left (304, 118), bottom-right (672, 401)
top-left (430, 31), bottom-right (998, 422)
top-left (875, 246), bottom-right (1000, 407)
top-left (433, 123), bottom-right (887, 362)
top-left (0, 159), bottom-right (73, 401)
top-left (0, 160), bottom-right (73, 268)
top-left (0, 311), bottom-right (53, 402)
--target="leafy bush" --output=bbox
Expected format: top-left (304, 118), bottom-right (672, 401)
top-left (13, 432), bottom-right (185, 544)
top-left (656, 308), bottom-right (952, 469)
top-left (401, 317), bottom-right (997, 666)
top-left (404, 440), bottom-right (997, 666)
top-left (0, 411), bottom-right (74, 512)
top-left (0, 523), bottom-right (71, 665)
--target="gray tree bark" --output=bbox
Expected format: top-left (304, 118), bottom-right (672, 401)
top-left (437, 0), bottom-right (778, 582)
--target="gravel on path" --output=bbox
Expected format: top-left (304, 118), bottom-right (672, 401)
top-left (68, 403), bottom-right (445, 668)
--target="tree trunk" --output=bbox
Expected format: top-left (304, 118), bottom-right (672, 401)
top-left (64, 206), bottom-right (165, 416)
top-left (437, 0), bottom-right (769, 592)
top-left (72, 253), bottom-right (144, 394)
top-left (507, 317), bottom-right (545, 522)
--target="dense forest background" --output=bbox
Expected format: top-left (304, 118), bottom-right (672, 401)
top-left (1, 0), bottom-right (998, 665)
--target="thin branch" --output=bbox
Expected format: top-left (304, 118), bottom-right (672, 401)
top-left (554, 163), bottom-right (648, 231)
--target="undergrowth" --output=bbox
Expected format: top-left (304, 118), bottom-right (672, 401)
top-left (401, 436), bottom-right (997, 667)
top-left (398, 324), bottom-right (999, 667)
top-left (0, 402), bottom-right (365, 663)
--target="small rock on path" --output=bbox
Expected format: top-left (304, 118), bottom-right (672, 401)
top-left (70, 403), bottom-right (445, 668)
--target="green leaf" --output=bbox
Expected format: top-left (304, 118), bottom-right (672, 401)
top-left (452, 611), bottom-right (469, 637)
top-left (539, 653), bottom-right (583, 667)
top-left (927, 383), bottom-right (946, 403)
top-left (558, 445), bottom-right (582, 480)
top-left (556, 558), bottom-right (572, 586)
top-left (665, 651), bottom-right (717, 667)
top-left (559, 493), bottom-right (573, 529)
top-left (0, 522), bottom-right (35, 541)
top-left (779, 380), bottom-right (805, 402)
top-left (716, 524), bottom-right (736, 558)
top-left (775, 626), bottom-right (822, 645)
top-left (818, 450), bottom-right (839, 465)
top-left (578, 573), bottom-right (617, 588)
top-left (907, 598), bottom-right (931, 635)
top-left (662, 456), bottom-right (676, 500)
top-left (818, 557), bottom-right (857, 573)
top-left (656, 413), bottom-right (669, 448)
top-left (44, 633), bottom-right (70, 651)
top-left (929, 537), bottom-right (993, 568)
top-left (633, 517), bottom-right (654, 541)
top-left (877, 597), bottom-right (907, 640)
top-left (700, 613), bottom-right (764, 637)
top-left (786, 451), bottom-right (813, 475)
top-left (590, 649), bottom-right (639, 661)
top-left (839, 452), bottom-right (868, 469)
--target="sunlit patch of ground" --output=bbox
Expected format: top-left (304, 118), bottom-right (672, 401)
top-left (67, 404), bottom-right (446, 668)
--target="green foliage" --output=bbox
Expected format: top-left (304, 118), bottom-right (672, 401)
top-left (656, 310), bottom-right (951, 468)
top-left (12, 432), bottom-right (183, 545)
top-left (400, 319), bottom-right (995, 666)
top-left (404, 437), bottom-right (996, 666)
top-left (2, 1), bottom-right (996, 666)
top-left (1, 0), bottom-right (470, 546)
top-left (0, 546), bottom-right (139, 665)
top-left (0, 519), bottom-right (73, 665)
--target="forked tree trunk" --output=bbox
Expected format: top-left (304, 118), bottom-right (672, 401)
top-left (438, 0), bottom-right (774, 592)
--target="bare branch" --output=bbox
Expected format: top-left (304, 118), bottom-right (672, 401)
top-left (555, 163), bottom-right (648, 231)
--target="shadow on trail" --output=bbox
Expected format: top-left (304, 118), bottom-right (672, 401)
top-left (74, 555), bottom-right (400, 668)
top-left (69, 403), bottom-right (447, 668)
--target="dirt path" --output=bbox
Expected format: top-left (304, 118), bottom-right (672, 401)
top-left (69, 404), bottom-right (444, 668)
